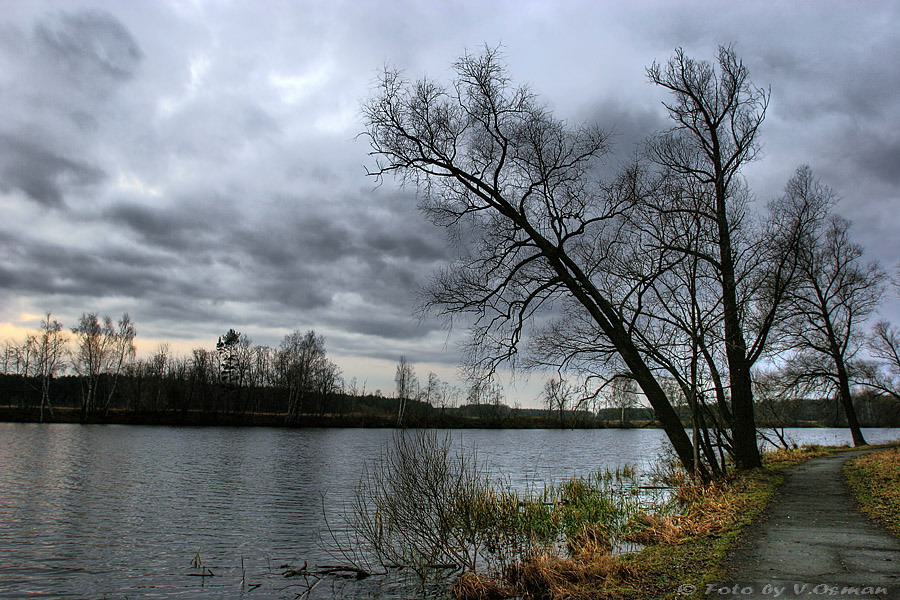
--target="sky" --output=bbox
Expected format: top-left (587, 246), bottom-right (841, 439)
top-left (1, 0), bottom-right (898, 405)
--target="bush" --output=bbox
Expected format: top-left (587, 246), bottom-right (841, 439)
top-left (343, 430), bottom-right (670, 596)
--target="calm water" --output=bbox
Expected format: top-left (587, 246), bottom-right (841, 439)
top-left (0, 425), bottom-right (896, 599)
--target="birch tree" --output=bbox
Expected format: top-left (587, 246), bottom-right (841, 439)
top-left (35, 312), bottom-right (68, 421)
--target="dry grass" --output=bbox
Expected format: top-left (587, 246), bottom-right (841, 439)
top-left (451, 571), bottom-right (512, 600)
top-left (449, 446), bottom-right (843, 600)
top-left (624, 472), bottom-right (749, 546)
top-left (452, 550), bottom-right (634, 600)
top-left (844, 446), bottom-right (900, 536)
top-left (505, 552), bottom-right (634, 600)
top-left (566, 522), bottom-right (613, 556)
top-left (618, 468), bottom-right (783, 599)
top-left (625, 445), bottom-right (839, 547)
top-left (761, 444), bottom-right (835, 469)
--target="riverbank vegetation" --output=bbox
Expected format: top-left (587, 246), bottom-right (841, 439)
top-left (335, 432), bottom-right (839, 600)
top-left (844, 447), bottom-right (900, 536)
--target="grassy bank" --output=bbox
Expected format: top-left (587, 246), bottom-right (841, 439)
top-left (450, 445), bottom-right (836, 600)
top-left (616, 468), bottom-right (783, 599)
top-left (609, 446), bottom-right (834, 600)
top-left (844, 446), bottom-right (900, 536)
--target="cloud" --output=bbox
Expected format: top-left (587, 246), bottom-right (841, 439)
top-left (34, 9), bottom-right (143, 82)
top-left (0, 133), bottom-right (105, 207)
top-left (1, 0), bottom-right (899, 404)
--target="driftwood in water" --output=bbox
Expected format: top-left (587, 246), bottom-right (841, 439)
top-left (283, 563), bottom-right (371, 580)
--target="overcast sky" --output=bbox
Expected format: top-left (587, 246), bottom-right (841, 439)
top-left (1, 0), bottom-right (898, 404)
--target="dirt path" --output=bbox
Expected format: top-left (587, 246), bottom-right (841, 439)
top-left (707, 449), bottom-right (900, 599)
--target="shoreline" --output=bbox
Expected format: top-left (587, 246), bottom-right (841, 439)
top-left (0, 406), bottom-right (659, 429)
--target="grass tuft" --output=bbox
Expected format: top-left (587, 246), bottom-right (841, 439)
top-left (506, 552), bottom-right (634, 600)
top-left (451, 570), bottom-right (512, 600)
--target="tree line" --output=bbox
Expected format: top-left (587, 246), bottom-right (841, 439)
top-left (362, 44), bottom-right (900, 477)
top-left (1, 310), bottom-right (896, 432)
top-left (0, 313), bottom-right (544, 427)
top-left (1, 316), bottom-right (344, 423)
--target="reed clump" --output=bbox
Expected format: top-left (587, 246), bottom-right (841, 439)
top-left (451, 570), bottom-right (513, 600)
top-left (505, 552), bottom-right (635, 600)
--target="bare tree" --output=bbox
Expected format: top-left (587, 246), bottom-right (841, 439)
top-left (642, 46), bottom-right (827, 468)
top-left (364, 46), bottom-right (697, 472)
top-left (34, 312), bottom-right (68, 421)
top-left (5, 335), bottom-right (37, 378)
top-left (148, 343), bottom-right (171, 411)
top-left (605, 375), bottom-right (640, 425)
top-left (103, 313), bottom-right (136, 415)
top-left (778, 190), bottom-right (885, 446)
top-left (542, 376), bottom-right (576, 428)
top-left (71, 313), bottom-right (112, 416)
top-left (857, 321), bottom-right (900, 402)
top-left (422, 371), bottom-right (440, 406)
top-left (69, 313), bottom-right (136, 417)
top-left (189, 348), bottom-right (217, 412)
top-left (394, 356), bottom-right (418, 427)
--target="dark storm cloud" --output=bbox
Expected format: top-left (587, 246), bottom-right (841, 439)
top-left (335, 314), bottom-right (433, 342)
top-left (97, 184), bottom-right (448, 328)
top-left (0, 8), bottom-right (139, 208)
top-left (858, 136), bottom-right (900, 186)
top-left (106, 202), bottom-right (198, 248)
top-left (0, 133), bottom-right (105, 207)
top-left (0, 229), bottom-right (202, 301)
top-left (105, 198), bottom-right (238, 252)
top-left (579, 99), bottom-right (670, 175)
top-left (2, 0), bottom-right (899, 400)
top-left (363, 230), bottom-right (448, 262)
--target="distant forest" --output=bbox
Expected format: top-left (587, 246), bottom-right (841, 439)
top-left (1, 312), bottom-right (898, 429)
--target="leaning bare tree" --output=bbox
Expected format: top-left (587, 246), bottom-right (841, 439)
top-left (363, 47), bottom-right (697, 473)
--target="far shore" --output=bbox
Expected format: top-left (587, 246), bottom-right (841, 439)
top-left (0, 405), bottom-right (662, 429)
top-left (1, 405), bottom-right (889, 431)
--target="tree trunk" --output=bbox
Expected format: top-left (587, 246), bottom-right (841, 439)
top-left (717, 179), bottom-right (762, 469)
top-left (835, 358), bottom-right (867, 446)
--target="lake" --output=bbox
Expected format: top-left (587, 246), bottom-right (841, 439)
top-left (0, 424), bottom-right (896, 599)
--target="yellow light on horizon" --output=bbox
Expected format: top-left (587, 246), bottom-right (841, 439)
top-left (0, 322), bottom-right (34, 341)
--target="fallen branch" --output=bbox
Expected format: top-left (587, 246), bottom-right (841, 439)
top-left (314, 565), bottom-right (371, 579)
